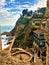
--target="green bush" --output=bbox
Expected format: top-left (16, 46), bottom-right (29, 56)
top-left (19, 17), bottom-right (29, 24)
top-left (32, 25), bottom-right (40, 30)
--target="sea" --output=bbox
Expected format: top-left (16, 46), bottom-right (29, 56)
top-left (1, 26), bottom-right (14, 49)
top-left (1, 26), bottom-right (14, 33)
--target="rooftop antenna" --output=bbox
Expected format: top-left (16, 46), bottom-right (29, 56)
top-left (0, 25), bottom-right (2, 50)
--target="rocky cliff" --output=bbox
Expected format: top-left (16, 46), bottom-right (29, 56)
top-left (11, 7), bottom-right (46, 49)
top-left (11, 16), bottom-right (33, 48)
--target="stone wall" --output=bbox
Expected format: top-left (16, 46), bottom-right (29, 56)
top-left (45, 0), bottom-right (49, 65)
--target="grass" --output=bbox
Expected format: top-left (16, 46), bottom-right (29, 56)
top-left (32, 25), bottom-right (40, 29)
top-left (19, 17), bottom-right (29, 24)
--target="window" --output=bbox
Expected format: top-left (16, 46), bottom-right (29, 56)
top-left (39, 33), bottom-right (44, 39)
top-left (39, 42), bottom-right (45, 47)
top-left (42, 24), bottom-right (46, 30)
top-left (34, 33), bottom-right (38, 37)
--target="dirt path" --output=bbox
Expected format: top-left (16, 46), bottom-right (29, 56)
top-left (12, 48), bottom-right (33, 62)
top-left (9, 36), bottom-right (15, 52)
top-left (3, 36), bottom-right (15, 52)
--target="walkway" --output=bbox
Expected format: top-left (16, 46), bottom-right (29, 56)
top-left (3, 36), bottom-right (15, 52)
top-left (12, 48), bottom-right (33, 62)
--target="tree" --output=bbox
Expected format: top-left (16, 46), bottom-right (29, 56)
top-left (22, 9), bottom-right (28, 16)
top-left (27, 10), bottom-right (33, 16)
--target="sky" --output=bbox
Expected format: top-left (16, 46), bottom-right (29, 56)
top-left (0, 0), bottom-right (47, 26)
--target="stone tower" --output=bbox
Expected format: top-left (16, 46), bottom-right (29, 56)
top-left (45, 0), bottom-right (49, 65)
top-left (0, 26), bottom-right (2, 50)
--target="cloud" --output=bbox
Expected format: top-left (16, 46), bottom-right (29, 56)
top-left (0, 2), bottom-right (20, 26)
top-left (10, 0), bottom-right (14, 2)
top-left (10, 0), bottom-right (15, 4)
top-left (0, 7), bottom-right (11, 21)
top-left (37, 0), bottom-right (47, 8)
top-left (0, 14), bottom-right (20, 26)
top-left (28, 0), bottom-right (47, 11)
top-left (0, 0), bottom-right (47, 26)
top-left (0, 0), bottom-right (6, 6)
top-left (15, 0), bottom-right (47, 11)
top-left (24, 1), bottom-right (32, 4)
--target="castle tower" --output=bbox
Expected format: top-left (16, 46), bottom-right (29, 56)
top-left (0, 25), bottom-right (2, 50)
top-left (45, 0), bottom-right (49, 65)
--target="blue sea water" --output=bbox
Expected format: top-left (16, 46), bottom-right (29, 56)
top-left (1, 26), bottom-right (14, 33)
top-left (2, 35), bottom-right (9, 49)
top-left (1, 26), bottom-right (14, 49)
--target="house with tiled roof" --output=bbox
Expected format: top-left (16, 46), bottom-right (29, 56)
top-left (33, 29), bottom-right (46, 47)
top-left (33, 29), bottom-right (46, 64)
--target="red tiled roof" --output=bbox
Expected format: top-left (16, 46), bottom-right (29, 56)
top-left (33, 29), bottom-right (45, 34)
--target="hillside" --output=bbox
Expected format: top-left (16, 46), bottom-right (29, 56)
top-left (10, 7), bottom-right (46, 49)
top-left (11, 18), bottom-right (41, 49)
top-left (11, 16), bottom-right (33, 48)
top-left (0, 0), bottom-right (49, 65)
